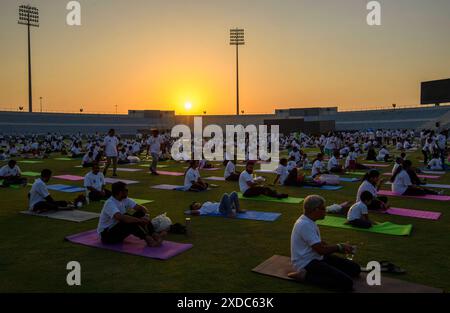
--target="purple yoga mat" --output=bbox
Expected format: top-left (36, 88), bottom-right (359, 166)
top-left (386, 207), bottom-right (441, 220)
top-left (362, 164), bottom-right (390, 168)
top-left (65, 229), bottom-right (193, 260)
top-left (54, 175), bottom-right (84, 181)
top-left (104, 178), bottom-right (139, 185)
top-left (382, 173), bottom-right (440, 179)
top-left (156, 171), bottom-right (185, 176)
top-left (378, 190), bottom-right (450, 201)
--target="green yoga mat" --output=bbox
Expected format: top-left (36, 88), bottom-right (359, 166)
top-left (316, 216), bottom-right (412, 236)
top-left (345, 172), bottom-right (366, 176)
top-left (22, 171), bottom-right (40, 177)
top-left (130, 198), bottom-right (154, 205)
top-left (55, 157), bottom-right (73, 161)
top-left (0, 180), bottom-right (21, 189)
top-left (237, 192), bottom-right (304, 204)
top-left (18, 160), bottom-right (43, 164)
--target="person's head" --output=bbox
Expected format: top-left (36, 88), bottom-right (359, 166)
top-left (151, 129), bottom-right (159, 137)
top-left (280, 158), bottom-right (288, 166)
top-left (364, 169), bottom-right (380, 185)
top-left (7, 160), bottom-right (16, 168)
top-left (360, 191), bottom-right (374, 206)
top-left (303, 195), bottom-right (326, 221)
top-left (189, 160), bottom-right (198, 169)
top-left (121, 147), bottom-right (126, 153)
top-left (111, 181), bottom-right (128, 200)
top-left (400, 152), bottom-right (406, 159)
top-left (108, 129), bottom-right (115, 136)
top-left (92, 162), bottom-right (100, 174)
top-left (333, 150), bottom-right (340, 158)
top-left (245, 161), bottom-right (255, 174)
top-left (41, 169), bottom-right (52, 183)
top-left (402, 159), bottom-right (412, 170)
top-left (189, 201), bottom-right (202, 211)
top-left (316, 153), bottom-right (324, 161)
top-left (151, 213), bottom-right (172, 233)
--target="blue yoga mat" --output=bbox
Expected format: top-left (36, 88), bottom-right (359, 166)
top-left (303, 185), bottom-right (343, 191)
top-left (47, 184), bottom-right (85, 193)
top-left (339, 177), bottom-right (360, 183)
top-left (186, 210), bottom-right (281, 222)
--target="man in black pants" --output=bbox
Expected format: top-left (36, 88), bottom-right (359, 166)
top-left (290, 195), bottom-right (361, 292)
top-left (28, 169), bottom-right (71, 212)
top-left (239, 161), bottom-right (288, 199)
top-left (84, 163), bottom-right (111, 201)
top-left (97, 182), bottom-right (162, 247)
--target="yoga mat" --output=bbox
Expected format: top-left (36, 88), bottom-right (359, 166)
top-left (185, 210), bottom-right (281, 222)
top-left (378, 190), bottom-right (450, 201)
top-left (20, 210), bottom-right (99, 222)
top-left (130, 198), bottom-right (154, 205)
top-left (104, 178), bottom-right (139, 185)
top-left (385, 208), bottom-right (441, 220)
top-left (111, 168), bottom-right (142, 172)
top-left (362, 164), bottom-right (390, 168)
top-left (252, 255), bottom-right (442, 293)
top-left (205, 176), bottom-right (226, 181)
top-left (55, 157), bottom-right (73, 161)
top-left (47, 184), bottom-right (86, 193)
top-left (420, 170), bottom-right (445, 175)
top-left (156, 171), bottom-right (184, 176)
top-left (54, 174), bottom-right (84, 181)
top-left (303, 185), bottom-right (343, 191)
top-left (200, 168), bottom-right (220, 171)
top-left (255, 169), bottom-right (276, 174)
top-left (316, 216), bottom-right (412, 236)
top-left (18, 160), bottom-right (43, 164)
top-left (237, 192), bottom-right (303, 204)
top-left (151, 184), bottom-right (180, 190)
top-left (386, 182), bottom-right (450, 189)
top-left (345, 172), bottom-right (366, 176)
top-left (339, 177), bottom-right (360, 182)
top-left (382, 173), bottom-right (440, 179)
top-left (65, 229), bottom-right (193, 260)
top-left (21, 171), bottom-right (40, 177)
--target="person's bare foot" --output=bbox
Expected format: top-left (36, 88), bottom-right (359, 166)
top-left (288, 271), bottom-right (307, 282)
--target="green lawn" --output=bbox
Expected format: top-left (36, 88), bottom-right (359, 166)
top-left (0, 149), bottom-right (449, 292)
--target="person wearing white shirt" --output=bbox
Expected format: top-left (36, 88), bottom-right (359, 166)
top-left (224, 160), bottom-right (240, 181)
top-left (0, 160), bottom-right (27, 187)
top-left (28, 169), bottom-right (71, 212)
top-left (84, 163), bottom-right (111, 201)
top-left (376, 146), bottom-right (390, 162)
top-left (347, 192), bottom-right (374, 229)
top-left (71, 143), bottom-right (83, 158)
top-left (184, 160), bottom-right (208, 191)
top-left (327, 151), bottom-right (344, 173)
top-left (391, 160), bottom-right (439, 196)
top-left (239, 161), bottom-right (287, 199)
top-left (118, 147), bottom-right (130, 164)
top-left (356, 169), bottom-right (389, 211)
top-left (82, 151), bottom-right (95, 168)
top-left (311, 153), bottom-right (326, 178)
top-left (97, 181), bottom-right (170, 247)
top-left (428, 154), bottom-right (443, 171)
top-left (289, 195), bottom-right (360, 291)
top-left (147, 129), bottom-right (163, 175)
top-left (189, 192), bottom-right (244, 217)
top-left (103, 129), bottom-right (119, 177)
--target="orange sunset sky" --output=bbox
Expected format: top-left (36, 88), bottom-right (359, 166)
top-left (1, 0), bottom-right (450, 115)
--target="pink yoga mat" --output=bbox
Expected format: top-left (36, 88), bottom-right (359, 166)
top-left (386, 207), bottom-right (441, 220)
top-left (382, 173), bottom-right (440, 179)
top-left (156, 171), bottom-right (184, 176)
top-left (378, 190), bottom-right (450, 201)
top-left (363, 164), bottom-right (390, 168)
top-left (113, 168), bottom-right (142, 172)
top-left (54, 175), bottom-right (84, 181)
top-left (104, 178), bottom-right (139, 185)
top-left (65, 229), bottom-right (193, 260)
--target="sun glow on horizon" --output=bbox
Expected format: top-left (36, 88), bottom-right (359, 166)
top-left (184, 101), bottom-right (192, 110)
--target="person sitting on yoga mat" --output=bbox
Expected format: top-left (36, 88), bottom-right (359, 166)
top-left (118, 147), bottom-right (131, 165)
top-left (82, 151), bottom-right (95, 168)
top-left (223, 159), bottom-right (240, 181)
top-left (273, 158), bottom-right (324, 188)
top-left (392, 157), bottom-right (402, 176)
top-left (346, 191), bottom-right (374, 229)
top-left (289, 195), bottom-right (361, 292)
top-left (239, 161), bottom-right (288, 199)
top-left (366, 145), bottom-right (377, 161)
top-left (0, 160), bottom-right (27, 187)
top-left (327, 150), bottom-right (345, 174)
top-left (184, 160), bottom-right (208, 191)
top-left (97, 182), bottom-right (171, 247)
top-left (427, 153), bottom-right (443, 171)
top-left (189, 191), bottom-right (245, 218)
top-left (311, 153), bottom-right (327, 178)
top-left (28, 169), bottom-right (73, 213)
top-left (84, 163), bottom-right (112, 201)
top-left (391, 160), bottom-right (442, 196)
top-left (357, 169), bottom-right (389, 211)
top-left (376, 146), bottom-right (391, 162)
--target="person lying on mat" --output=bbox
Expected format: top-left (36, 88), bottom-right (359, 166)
top-left (97, 182), bottom-right (171, 247)
top-left (184, 160), bottom-right (208, 191)
top-left (84, 163), bottom-right (112, 201)
top-left (273, 158), bottom-right (324, 188)
top-left (357, 169), bottom-right (389, 211)
top-left (327, 150), bottom-right (345, 174)
top-left (223, 160), bottom-right (240, 181)
top-left (239, 161), bottom-right (288, 199)
top-left (391, 160), bottom-right (442, 196)
top-left (0, 160), bottom-right (27, 187)
top-left (346, 191), bottom-right (374, 229)
top-left (28, 169), bottom-right (73, 213)
top-left (289, 195), bottom-right (361, 292)
top-left (189, 191), bottom-right (245, 218)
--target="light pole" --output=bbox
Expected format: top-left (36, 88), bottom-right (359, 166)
top-left (230, 28), bottom-right (245, 116)
top-left (40, 96), bottom-right (42, 112)
top-left (18, 4), bottom-right (39, 113)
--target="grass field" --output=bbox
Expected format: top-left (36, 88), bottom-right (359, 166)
top-left (0, 148), bottom-right (449, 292)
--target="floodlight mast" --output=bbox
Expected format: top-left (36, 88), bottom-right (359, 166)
top-left (230, 28), bottom-right (245, 115)
top-left (18, 4), bottom-right (39, 113)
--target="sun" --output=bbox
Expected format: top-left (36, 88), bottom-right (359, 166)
top-left (184, 102), bottom-right (192, 110)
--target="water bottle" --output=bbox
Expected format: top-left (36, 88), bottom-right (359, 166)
top-left (185, 217), bottom-right (191, 236)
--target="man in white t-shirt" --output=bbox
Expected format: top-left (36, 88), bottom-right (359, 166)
top-left (28, 169), bottom-right (71, 212)
top-left (239, 161), bottom-right (287, 199)
top-left (103, 129), bottom-right (119, 177)
top-left (84, 163), bottom-right (111, 201)
top-left (224, 160), bottom-right (240, 181)
top-left (97, 181), bottom-right (169, 247)
top-left (346, 191), bottom-right (373, 228)
top-left (147, 129), bottom-right (163, 175)
top-left (0, 160), bottom-right (27, 187)
top-left (289, 195), bottom-right (360, 291)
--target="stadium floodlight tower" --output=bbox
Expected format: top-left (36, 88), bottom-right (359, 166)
top-left (230, 28), bottom-right (245, 115)
top-left (18, 4), bottom-right (39, 113)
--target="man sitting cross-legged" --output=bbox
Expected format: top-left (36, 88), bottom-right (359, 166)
top-left (84, 162), bottom-right (112, 201)
top-left (290, 195), bottom-right (361, 292)
top-left (97, 182), bottom-right (172, 247)
top-left (239, 161), bottom-right (288, 199)
top-left (0, 160), bottom-right (27, 187)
